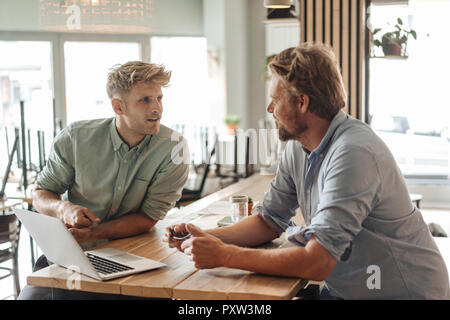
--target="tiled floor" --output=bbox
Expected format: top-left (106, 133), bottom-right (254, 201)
top-left (1, 207), bottom-right (449, 300)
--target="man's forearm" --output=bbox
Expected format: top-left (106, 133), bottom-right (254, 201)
top-left (32, 188), bottom-right (69, 220)
top-left (222, 237), bottom-right (336, 281)
top-left (206, 215), bottom-right (279, 247)
top-left (89, 212), bottom-right (157, 241)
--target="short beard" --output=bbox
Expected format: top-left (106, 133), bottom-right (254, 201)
top-left (277, 120), bottom-right (307, 141)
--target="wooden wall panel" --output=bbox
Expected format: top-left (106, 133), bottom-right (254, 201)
top-left (306, 0), bottom-right (314, 42)
top-left (315, 0), bottom-right (323, 43)
top-left (299, 0), bottom-right (369, 122)
top-left (332, 0), bottom-right (341, 66)
top-left (341, 0), bottom-right (350, 115)
top-left (350, 0), bottom-right (358, 119)
top-left (324, 0), bottom-right (331, 46)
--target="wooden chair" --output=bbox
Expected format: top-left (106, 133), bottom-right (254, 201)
top-left (176, 145), bottom-right (216, 207)
top-left (0, 213), bottom-right (21, 299)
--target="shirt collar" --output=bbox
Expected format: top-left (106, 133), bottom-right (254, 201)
top-left (308, 110), bottom-right (348, 159)
top-left (110, 118), bottom-right (123, 152)
top-left (109, 118), bottom-right (152, 153)
top-left (135, 134), bottom-right (152, 154)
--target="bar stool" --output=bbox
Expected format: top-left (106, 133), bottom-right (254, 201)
top-left (0, 213), bottom-right (21, 299)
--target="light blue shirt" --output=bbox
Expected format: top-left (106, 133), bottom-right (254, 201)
top-left (257, 110), bottom-right (450, 299)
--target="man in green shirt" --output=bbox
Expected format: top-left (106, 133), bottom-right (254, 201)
top-left (18, 61), bottom-right (189, 300)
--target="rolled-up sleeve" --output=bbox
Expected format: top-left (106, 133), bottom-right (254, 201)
top-left (36, 129), bottom-right (75, 195)
top-left (258, 143), bottom-right (299, 235)
top-left (286, 146), bottom-right (381, 262)
top-left (140, 142), bottom-right (189, 221)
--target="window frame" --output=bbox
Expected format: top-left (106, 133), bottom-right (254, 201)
top-left (0, 31), bottom-right (150, 129)
top-left (366, 3), bottom-right (450, 184)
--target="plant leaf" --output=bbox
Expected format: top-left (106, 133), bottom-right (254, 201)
top-left (397, 18), bottom-right (403, 25)
top-left (373, 28), bottom-right (381, 35)
top-left (410, 30), bottom-right (417, 39)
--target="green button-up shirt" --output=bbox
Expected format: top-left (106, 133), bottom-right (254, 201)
top-left (37, 117), bottom-right (189, 223)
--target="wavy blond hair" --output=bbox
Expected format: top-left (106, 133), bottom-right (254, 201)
top-left (269, 43), bottom-right (347, 120)
top-left (106, 61), bottom-right (171, 99)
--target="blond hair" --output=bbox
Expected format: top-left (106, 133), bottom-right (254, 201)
top-left (269, 43), bottom-right (347, 120)
top-left (106, 61), bottom-right (171, 99)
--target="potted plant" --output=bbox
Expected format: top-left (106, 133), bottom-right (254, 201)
top-left (372, 18), bottom-right (417, 57)
top-left (224, 114), bottom-right (240, 134)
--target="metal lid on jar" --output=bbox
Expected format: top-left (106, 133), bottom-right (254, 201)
top-left (230, 195), bottom-right (248, 203)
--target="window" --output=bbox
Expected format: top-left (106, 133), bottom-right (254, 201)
top-left (369, 0), bottom-right (450, 179)
top-left (150, 37), bottom-right (215, 127)
top-left (0, 41), bottom-right (53, 130)
top-left (0, 40), bottom-right (54, 172)
top-left (64, 41), bottom-right (141, 124)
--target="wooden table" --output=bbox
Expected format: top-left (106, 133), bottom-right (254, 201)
top-left (0, 199), bottom-right (22, 213)
top-left (2, 183), bottom-right (33, 206)
top-left (27, 174), bottom-right (308, 300)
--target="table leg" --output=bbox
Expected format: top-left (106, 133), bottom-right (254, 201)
top-left (30, 236), bottom-right (36, 268)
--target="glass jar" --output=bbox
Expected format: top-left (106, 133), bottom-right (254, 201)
top-left (230, 195), bottom-right (248, 223)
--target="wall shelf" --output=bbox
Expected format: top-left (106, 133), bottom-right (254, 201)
top-left (371, 55), bottom-right (408, 60)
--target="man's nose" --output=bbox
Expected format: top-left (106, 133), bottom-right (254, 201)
top-left (152, 101), bottom-right (163, 115)
top-left (267, 102), bottom-right (274, 114)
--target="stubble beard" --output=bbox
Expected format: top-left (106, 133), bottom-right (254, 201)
top-left (277, 119), bottom-right (308, 142)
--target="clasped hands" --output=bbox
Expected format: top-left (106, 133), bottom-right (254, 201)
top-left (163, 223), bottom-right (232, 269)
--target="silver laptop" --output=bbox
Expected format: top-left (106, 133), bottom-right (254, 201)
top-left (13, 208), bottom-right (166, 281)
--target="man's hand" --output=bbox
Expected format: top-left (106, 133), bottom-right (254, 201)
top-left (180, 224), bottom-right (234, 269)
top-left (68, 227), bottom-right (96, 243)
top-left (61, 203), bottom-right (100, 228)
top-left (163, 223), bottom-right (190, 251)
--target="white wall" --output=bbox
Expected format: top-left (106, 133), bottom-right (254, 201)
top-left (151, 0), bottom-right (203, 36)
top-left (224, 0), bottom-right (249, 129)
top-left (0, 0), bottom-right (39, 31)
top-left (0, 0), bottom-right (203, 36)
top-left (203, 0), bottom-right (267, 130)
top-left (203, 0), bottom-right (226, 128)
top-left (246, 0), bottom-right (267, 131)
top-left (1, 0), bottom-right (269, 132)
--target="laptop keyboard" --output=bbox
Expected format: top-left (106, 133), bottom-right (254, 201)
top-left (86, 253), bottom-right (134, 275)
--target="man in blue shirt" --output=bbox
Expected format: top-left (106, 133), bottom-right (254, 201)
top-left (165, 43), bottom-right (450, 299)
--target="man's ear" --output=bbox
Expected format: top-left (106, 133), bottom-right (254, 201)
top-left (111, 98), bottom-right (125, 115)
top-left (297, 94), bottom-right (310, 114)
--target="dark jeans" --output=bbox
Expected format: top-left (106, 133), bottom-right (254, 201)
top-left (18, 255), bottom-right (160, 300)
top-left (296, 284), bottom-right (343, 300)
top-left (319, 285), bottom-right (344, 300)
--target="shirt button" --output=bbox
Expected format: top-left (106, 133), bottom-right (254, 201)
top-left (123, 160), bottom-right (127, 163)
top-left (320, 154), bottom-right (324, 158)
top-left (117, 186), bottom-right (122, 190)
top-left (307, 188), bottom-right (311, 193)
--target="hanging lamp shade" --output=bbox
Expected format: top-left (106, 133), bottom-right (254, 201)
top-left (39, 0), bottom-right (153, 33)
top-left (264, 0), bottom-right (291, 9)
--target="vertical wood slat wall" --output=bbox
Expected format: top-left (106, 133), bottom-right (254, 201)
top-left (300, 0), bottom-right (369, 122)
